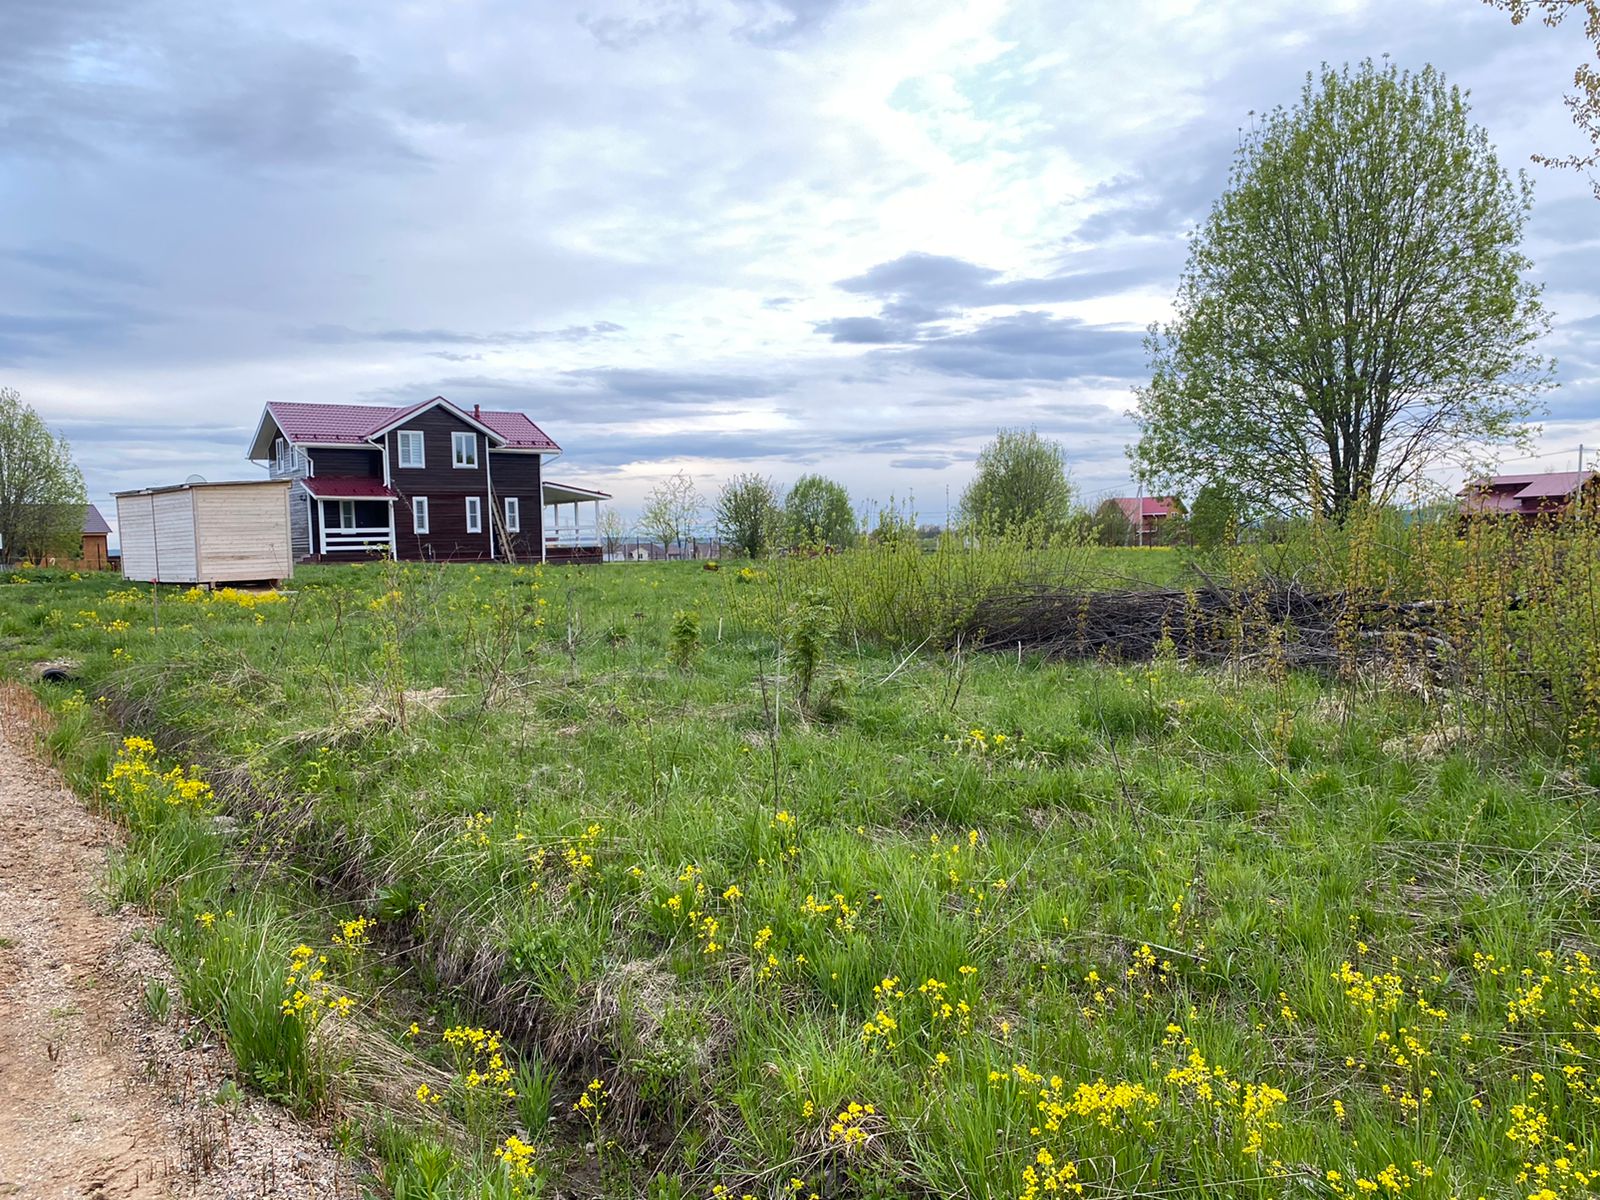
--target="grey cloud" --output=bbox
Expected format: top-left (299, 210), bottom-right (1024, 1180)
top-left (901, 311), bottom-right (1147, 383)
top-left (297, 322), bottom-right (625, 347)
top-left (6, 244), bottom-right (151, 288)
top-left (734, 0), bottom-right (852, 45)
top-left (889, 455), bottom-right (959, 470)
top-left (0, 300), bottom-right (160, 362)
top-left (579, 2), bottom-right (712, 51)
top-left (561, 366), bottom-right (792, 401)
top-left (1, 0), bottom-right (421, 167)
top-left (825, 250), bottom-right (1173, 349)
top-left (814, 316), bottom-right (914, 344)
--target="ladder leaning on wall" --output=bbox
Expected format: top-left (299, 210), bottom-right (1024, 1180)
top-left (487, 486), bottom-right (519, 566)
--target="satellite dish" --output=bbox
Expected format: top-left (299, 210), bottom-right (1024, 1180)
top-left (185, 474), bottom-right (207, 485)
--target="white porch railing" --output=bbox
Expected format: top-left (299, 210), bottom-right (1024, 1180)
top-left (545, 522), bottom-right (599, 548)
top-left (543, 501), bottom-right (600, 549)
top-left (322, 526), bottom-right (393, 553)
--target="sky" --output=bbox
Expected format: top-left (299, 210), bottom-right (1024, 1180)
top-left (4, 0), bottom-right (1599, 541)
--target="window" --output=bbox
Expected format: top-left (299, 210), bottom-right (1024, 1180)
top-left (452, 431), bottom-right (478, 468)
top-left (338, 500), bottom-right (356, 529)
top-left (505, 497), bottom-right (520, 532)
top-left (274, 437), bottom-right (287, 470)
top-left (412, 496), bottom-right (430, 534)
top-left (397, 430), bottom-right (425, 468)
top-left (465, 495), bottom-right (482, 533)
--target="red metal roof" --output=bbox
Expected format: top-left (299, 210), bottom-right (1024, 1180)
top-left (300, 477), bottom-right (400, 500)
top-left (1459, 471), bottom-right (1593, 501)
top-left (1113, 496), bottom-right (1179, 521)
top-left (477, 409), bottom-right (560, 451)
top-left (264, 399), bottom-right (560, 453)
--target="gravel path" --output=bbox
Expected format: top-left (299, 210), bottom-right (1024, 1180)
top-left (0, 683), bottom-right (360, 1199)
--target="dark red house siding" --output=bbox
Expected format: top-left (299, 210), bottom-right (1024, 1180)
top-left (489, 451), bottom-right (544, 562)
top-left (311, 447), bottom-right (382, 477)
top-left (380, 407), bottom-right (492, 561)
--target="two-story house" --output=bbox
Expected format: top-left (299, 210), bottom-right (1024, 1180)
top-left (247, 396), bottom-right (607, 563)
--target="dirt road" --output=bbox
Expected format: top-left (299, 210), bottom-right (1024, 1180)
top-left (0, 684), bottom-right (354, 1198)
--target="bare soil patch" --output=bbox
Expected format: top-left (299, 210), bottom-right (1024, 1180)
top-left (0, 684), bottom-right (358, 1198)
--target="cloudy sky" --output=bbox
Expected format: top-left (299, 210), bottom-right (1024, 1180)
top-left (4, 0), bottom-right (1598, 537)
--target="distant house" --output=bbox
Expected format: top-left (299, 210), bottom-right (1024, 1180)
top-left (79, 504), bottom-right (111, 569)
top-left (247, 396), bottom-right (609, 564)
top-left (1111, 496), bottom-right (1182, 540)
top-left (1457, 471), bottom-right (1598, 521)
top-left (0, 503), bottom-right (112, 568)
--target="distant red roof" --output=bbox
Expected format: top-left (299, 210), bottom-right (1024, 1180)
top-left (260, 398), bottom-right (560, 453)
top-left (1459, 471), bottom-right (1594, 515)
top-left (300, 478), bottom-right (400, 500)
top-left (1112, 496), bottom-right (1179, 522)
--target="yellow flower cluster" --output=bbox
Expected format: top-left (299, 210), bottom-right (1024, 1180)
top-left (280, 942), bottom-right (353, 1021)
top-left (574, 1077), bottom-right (607, 1123)
top-left (1036, 1077), bottom-right (1159, 1135)
top-left (461, 810), bottom-right (493, 846)
top-left (827, 1101), bottom-right (876, 1149)
top-left (101, 735), bottom-right (214, 819)
top-left (1335, 960), bottom-right (1407, 1018)
top-left (180, 586), bottom-right (285, 608)
top-left (442, 1025), bottom-right (515, 1096)
top-left (494, 1134), bottom-right (538, 1192)
top-left (1326, 1161), bottom-right (1435, 1197)
top-left (1019, 1148), bottom-right (1081, 1200)
top-left (332, 915), bottom-right (374, 949)
top-left (957, 727), bottom-right (1012, 755)
top-left (800, 891), bottom-right (859, 935)
top-left (1162, 1028), bottom-right (1286, 1158)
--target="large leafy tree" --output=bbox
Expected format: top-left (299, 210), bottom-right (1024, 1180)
top-left (638, 470), bottom-right (703, 554)
top-left (1134, 60), bottom-right (1551, 519)
top-left (1189, 483), bottom-right (1238, 551)
top-left (0, 387), bottom-right (86, 563)
top-left (783, 474), bottom-right (856, 548)
top-left (960, 428), bottom-right (1075, 531)
top-left (714, 473), bottom-right (783, 558)
top-left (1485, 0), bottom-right (1600, 196)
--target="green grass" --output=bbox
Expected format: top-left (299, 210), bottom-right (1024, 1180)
top-left (2, 556), bottom-right (1597, 1199)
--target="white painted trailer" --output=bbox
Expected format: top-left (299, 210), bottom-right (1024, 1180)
top-left (114, 480), bottom-right (293, 586)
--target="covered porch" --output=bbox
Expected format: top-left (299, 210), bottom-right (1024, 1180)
top-left (303, 478), bottom-right (398, 557)
top-left (542, 480), bottom-right (610, 564)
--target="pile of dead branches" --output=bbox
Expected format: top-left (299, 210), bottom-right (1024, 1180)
top-left (964, 575), bottom-right (1446, 668)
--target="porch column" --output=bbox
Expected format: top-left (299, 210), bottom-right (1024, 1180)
top-left (317, 500), bottom-right (328, 555)
top-left (388, 501), bottom-right (397, 560)
top-left (593, 499), bottom-right (600, 550)
top-left (540, 502), bottom-right (548, 563)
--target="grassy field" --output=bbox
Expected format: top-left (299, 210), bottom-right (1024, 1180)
top-left (2, 549), bottom-right (1597, 1200)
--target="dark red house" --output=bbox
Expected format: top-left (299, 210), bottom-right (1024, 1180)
top-left (248, 397), bottom-right (608, 563)
top-left (1457, 471), bottom-right (1598, 522)
top-left (1112, 496), bottom-right (1182, 540)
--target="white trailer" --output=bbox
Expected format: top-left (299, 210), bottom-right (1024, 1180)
top-left (115, 480), bottom-right (293, 586)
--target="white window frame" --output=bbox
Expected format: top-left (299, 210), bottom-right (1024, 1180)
top-left (397, 429), bottom-right (425, 468)
top-left (465, 495), bottom-right (482, 533)
top-left (505, 497), bottom-right (520, 532)
top-left (274, 437), bottom-right (287, 471)
top-left (452, 431), bottom-right (478, 469)
top-left (338, 500), bottom-right (356, 529)
top-left (412, 496), bottom-right (430, 534)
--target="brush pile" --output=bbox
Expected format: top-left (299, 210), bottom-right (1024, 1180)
top-left (964, 576), bottom-right (1444, 668)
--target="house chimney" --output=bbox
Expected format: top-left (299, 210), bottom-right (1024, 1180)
top-left (473, 404), bottom-right (481, 419)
